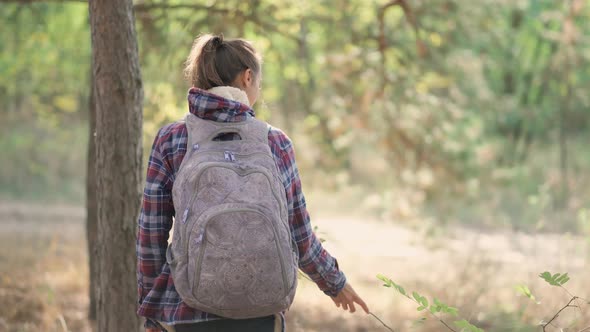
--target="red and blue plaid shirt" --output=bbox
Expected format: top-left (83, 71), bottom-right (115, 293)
top-left (137, 88), bottom-right (346, 329)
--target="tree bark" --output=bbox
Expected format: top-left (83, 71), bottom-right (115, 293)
top-left (88, 0), bottom-right (143, 331)
top-left (86, 62), bottom-right (97, 321)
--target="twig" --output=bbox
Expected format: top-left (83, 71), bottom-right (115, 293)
top-left (57, 314), bottom-right (69, 332)
top-left (302, 272), bottom-right (396, 331)
top-left (542, 296), bottom-right (578, 331)
top-left (133, 3), bottom-right (230, 14)
top-left (370, 312), bottom-right (395, 332)
top-left (561, 286), bottom-right (590, 303)
top-left (561, 286), bottom-right (577, 299)
top-left (133, 2), bottom-right (301, 43)
top-left (438, 317), bottom-right (458, 332)
top-left (559, 286), bottom-right (589, 323)
top-left (399, 292), bottom-right (459, 331)
top-left (427, 311), bottom-right (458, 332)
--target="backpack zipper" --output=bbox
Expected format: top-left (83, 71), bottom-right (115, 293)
top-left (181, 153), bottom-right (284, 225)
top-left (180, 161), bottom-right (287, 255)
top-left (192, 150), bottom-right (274, 162)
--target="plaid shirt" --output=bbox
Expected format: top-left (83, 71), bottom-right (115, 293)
top-left (137, 88), bottom-right (346, 329)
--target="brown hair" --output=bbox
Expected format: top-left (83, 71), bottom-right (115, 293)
top-left (184, 33), bottom-right (261, 89)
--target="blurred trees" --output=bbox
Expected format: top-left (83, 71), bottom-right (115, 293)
top-left (0, 2), bottom-right (89, 201)
top-left (1, 0), bottom-right (589, 230)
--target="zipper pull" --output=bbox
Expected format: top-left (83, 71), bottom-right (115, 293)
top-left (192, 143), bottom-right (200, 151)
top-left (224, 151), bottom-right (231, 161)
top-left (230, 152), bottom-right (236, 162)
top-left (194, 233), bottom-right (203, 246)
top-left (182, 208), bottom-right (189, 224)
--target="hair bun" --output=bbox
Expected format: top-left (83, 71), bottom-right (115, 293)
top-left (211, 34), bottom-right (224, 48)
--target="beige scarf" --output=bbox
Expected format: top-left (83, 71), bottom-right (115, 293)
top-left (207, 86), bottom-right (250, 106)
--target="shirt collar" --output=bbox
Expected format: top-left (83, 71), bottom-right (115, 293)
top-left (187, 87), bottom-right (255, 123)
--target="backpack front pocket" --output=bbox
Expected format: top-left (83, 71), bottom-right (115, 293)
top-left (187, 204), bottom-right (290, 310)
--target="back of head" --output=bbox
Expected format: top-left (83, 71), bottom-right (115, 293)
top-left (184, 34), bottom-right (261, 89)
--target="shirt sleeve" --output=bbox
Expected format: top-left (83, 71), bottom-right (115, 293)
top-left (270, 129), bottom-right (347, 296)
top-left (136, 127), bottom-right (175, 307)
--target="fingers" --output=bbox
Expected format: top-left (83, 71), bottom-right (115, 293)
top-left (346, 283), bottom-right (370, 314)
top-left (331, 286), bottom-right (369, 314)
top-left (331, 296), bottom-right (340, 308)
top-left (354, 295), bottom-right (370, 314)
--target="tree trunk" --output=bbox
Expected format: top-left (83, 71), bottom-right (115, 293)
top-left (86, 63), bottom-right (98, 321)
top-left (88, 0), bottom-right (143, 331)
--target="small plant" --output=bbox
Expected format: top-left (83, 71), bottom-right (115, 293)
top-left (520, 271), bottom-right (590, 331)
top-left (377, 274), bottom-right (484, 332)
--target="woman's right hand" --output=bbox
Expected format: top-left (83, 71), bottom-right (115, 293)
top-left (330, 282), bottom-right (370, 314)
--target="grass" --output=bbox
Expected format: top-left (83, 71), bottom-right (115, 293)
top-left (0, 202), bottom-right (90, 332)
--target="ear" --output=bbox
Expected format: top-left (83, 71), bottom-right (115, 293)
top-left (242, 68), bottom-right (253, 88)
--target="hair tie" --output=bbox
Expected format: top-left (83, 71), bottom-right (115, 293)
top-left (212, 34), bottom-right (224, 49)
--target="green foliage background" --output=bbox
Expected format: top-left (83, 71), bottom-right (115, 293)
top-left (1, 0), bottom-right (589, 231)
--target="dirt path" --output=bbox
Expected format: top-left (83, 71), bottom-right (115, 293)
top-left (1, 203), bottom-right (589, 331)
top-left (289, 214), bottom-right (590, 331)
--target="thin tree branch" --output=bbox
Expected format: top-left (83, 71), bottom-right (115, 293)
top-left (543, 296), bottom-right (579, 331)
top-left (133, 2), bottom-right (301, 43)
top-left (133, 3), bottom-right (230, 15)
top-left (406, 295), bottom-right (459, 332)
top-left (376, 0), bottom-right (425, 98)
top-left (561, 286), bottom-right (578, 300)
top-left (377, 0), bottom-right (423, 57)
top-left (2, 0), bottom-right (301, 43)
top-left (369, 312), bottom-right (395, 332)
top-left (436, 317), bottom-right (458, 332)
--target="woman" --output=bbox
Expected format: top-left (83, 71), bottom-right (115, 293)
top-left (136, 33), bottom-right (369, 332)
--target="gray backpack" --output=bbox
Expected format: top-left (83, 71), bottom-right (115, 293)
top-left (167, 114), bottom-right (298, 319)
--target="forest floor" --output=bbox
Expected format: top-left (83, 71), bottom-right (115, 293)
top-left (1, 201), bottom-right (589, 332)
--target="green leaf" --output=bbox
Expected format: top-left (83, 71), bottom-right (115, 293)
top-left (429, 305), bottom-right (438, 314)
top-left (417, 305), bottom-right (426, 311)
top-left (445, 306), bottom-right (459, 316)
top-left (539, 271), bottom-right (570, 287)
top-left (377, 274), bottom-right (408, 297)
top-left (412, 317), bottom-right (427, 327)
top-left (555, 272), bottom-right (570, 285)
top-left (396, 284), bottom-right (407, 296)
top-left (377, 274), bottom-right (393, 287)
top-left (454, 319), bottom-right (485, 332)
top-left (515, 284), bottom-right (536, 301)
top-left (412, 291), bottom-right (429, 308)
top-left (539, 271), bottom-right (552, 282)
top-left (412, 291), bottom-right (422, 303)
top-left (421, 297), bottom-right (429, 308)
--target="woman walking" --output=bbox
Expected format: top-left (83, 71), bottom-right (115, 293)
top-left (136, 33), bottom-right (368, 332)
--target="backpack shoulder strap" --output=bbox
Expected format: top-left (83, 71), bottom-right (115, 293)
top-left (240, 118), bottom-right (270, 144)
